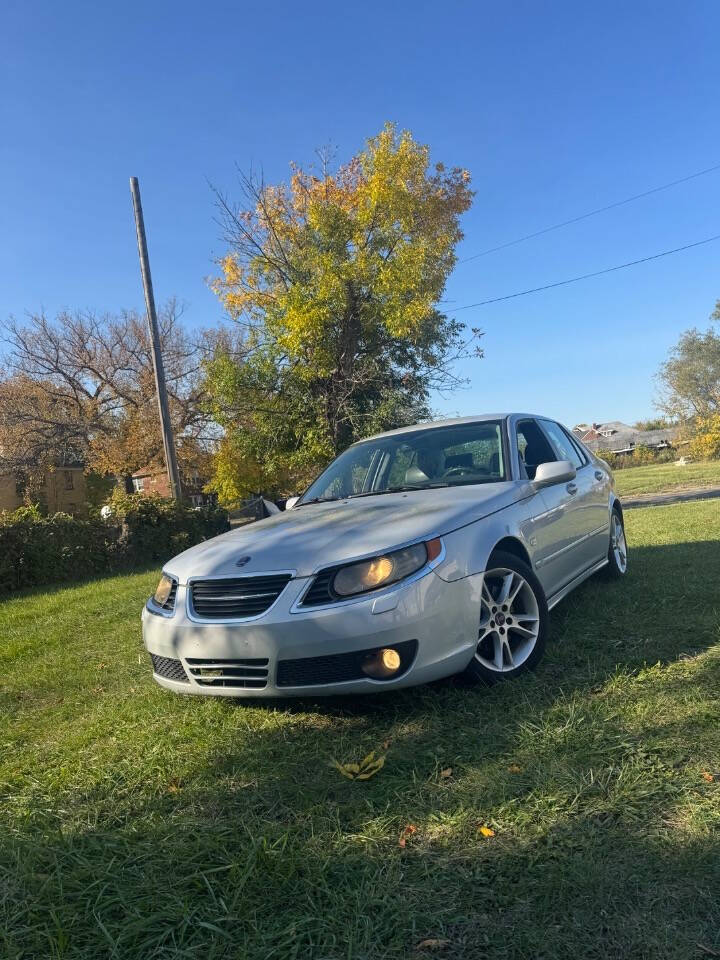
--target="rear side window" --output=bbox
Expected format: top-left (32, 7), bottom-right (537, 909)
top-left (540, 420), bottom-right (585, 469)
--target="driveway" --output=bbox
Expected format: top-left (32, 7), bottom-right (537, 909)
top-left (623, 485), bottom-right (720, 509)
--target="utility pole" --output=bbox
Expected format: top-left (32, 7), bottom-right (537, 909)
top-left (129, 176), bottom-right (182, 501)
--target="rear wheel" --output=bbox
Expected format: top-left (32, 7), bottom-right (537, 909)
top-left (604, 508), bottom-right (628, 578)
top-left (464, 550), bottom-right (549, 684)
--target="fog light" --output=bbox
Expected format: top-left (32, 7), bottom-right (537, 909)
top-left (362, 647), bottom-right (402, 679)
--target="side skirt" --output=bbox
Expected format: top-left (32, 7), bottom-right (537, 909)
top-left (547, 557), bottom-right (608, 611)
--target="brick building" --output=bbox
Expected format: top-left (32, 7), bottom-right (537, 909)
top-left (0, 465), bottom-right (87, 515)
top-left (130, 463), bottom-right (216, 507)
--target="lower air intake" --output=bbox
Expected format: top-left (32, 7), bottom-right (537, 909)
top-left (150, 654), bottom-right (188, 683)
top-left (185, 657), bottom-right (269, 689)
top-left (276, 639), bottom-right (417, 688)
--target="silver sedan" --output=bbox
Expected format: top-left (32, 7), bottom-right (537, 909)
top-left (142, 414), bottom-right (627, 696)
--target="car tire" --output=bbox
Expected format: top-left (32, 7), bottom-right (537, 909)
top-left (464, 550), bottom-right (549, 685)
top-left (603, 507), bottom-right (628, 578)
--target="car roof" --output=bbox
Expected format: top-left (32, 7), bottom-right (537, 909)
top-left (359, 413), bottom-right (549, 443)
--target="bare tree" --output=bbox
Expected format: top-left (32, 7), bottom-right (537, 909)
top-left (0, 300), bottom-right (216, 476)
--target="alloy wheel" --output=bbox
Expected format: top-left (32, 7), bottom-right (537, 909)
top-left (476, 567), bottom-right (541, 673)
top-left (611, 513), bottom-right (628, 573)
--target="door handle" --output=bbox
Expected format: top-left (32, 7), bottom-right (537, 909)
top-left (594, 470), bottom-right (604, 481)
top-left (566, 482), bottom-right (578, 495)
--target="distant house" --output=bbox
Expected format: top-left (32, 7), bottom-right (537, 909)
top-left (572, 421), bottom-right (678, 454)
top-left (0, 465), bottom-right (87, 515)
top-left (130, 463), bottom-right (216, 508)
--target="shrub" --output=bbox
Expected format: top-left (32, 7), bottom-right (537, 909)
top-left (596, 448), bottom-right (620, 469)
top-left (631, 444), bottom-right (656, 465)
top-left (690, 415), bottom-right (720, 461)
top-left (106, 491), bottom-right (230, 563)
top-left (0, 496), bottom-right (229, 595)
top-left (0, 506), bottom-right (121, 593)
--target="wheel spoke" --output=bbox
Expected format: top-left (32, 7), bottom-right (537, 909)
top-left (507, 577), bottom-right (524, 605)
top-left (512, 611), bottom-right (538, 623)
top-left (481, 580), bottom-right (494, 605)
top-left (493, 633), bottom-right (504, 669)
top-left (508, 623), bottom-right (536, 639)
top-left (502, 638), bottom-right (514, 667)
top-left (497, 573), bottom-right (515, 604)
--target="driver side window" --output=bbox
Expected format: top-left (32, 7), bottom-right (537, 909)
top-left (516, 419), bottom-right (556, 480)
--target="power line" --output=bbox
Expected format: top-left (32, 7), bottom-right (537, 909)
top-left (454, 233), bottom-right (720, 310)
top-left (459, 161), bottom-right (720, 263)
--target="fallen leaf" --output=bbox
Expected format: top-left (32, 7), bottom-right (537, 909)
top-left (478, 825), bottom-right (495, 838)
top-left (332, 761), bottom-right (356, 780)
top-left (417, 938), bottom-right (450, 950)
top-left (398, 824), bottom-right (417, 847)
top-left (382, 739), bottom-right (391, 750)
top-left (702, 771), bottom-right (715, 782)
top-left (333, 751), bottom-right (386, 781)
top-left (439, 767), bottom-right (453, 779)
top-left (508, 764), bottom-right (523, 773)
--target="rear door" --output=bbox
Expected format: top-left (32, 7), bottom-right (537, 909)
top-left (539, 419), bottom-right (610, 571)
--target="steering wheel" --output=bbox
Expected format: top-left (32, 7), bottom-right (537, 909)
top-left (442, 466), bottom-right (475, 478)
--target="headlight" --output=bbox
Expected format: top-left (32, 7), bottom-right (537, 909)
top-left (332, 539), bottom-right (441, 597)
top-left (153, 574), bottom-right (175, 606)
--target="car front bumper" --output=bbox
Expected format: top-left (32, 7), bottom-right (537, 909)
top-left (142, 568), bottom-right (482, 697)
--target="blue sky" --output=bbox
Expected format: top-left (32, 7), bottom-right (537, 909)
top-left (2, 0), bottom-right (719, 426)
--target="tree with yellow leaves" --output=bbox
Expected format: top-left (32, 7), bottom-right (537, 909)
top-left (206, 124), bottom-right (479, 502)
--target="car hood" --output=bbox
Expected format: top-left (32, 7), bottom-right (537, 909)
top-left (166, 482), bottom-right (527, 582)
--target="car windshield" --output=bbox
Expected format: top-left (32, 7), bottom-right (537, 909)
top-left (298, 421), bottom-right (506, 504)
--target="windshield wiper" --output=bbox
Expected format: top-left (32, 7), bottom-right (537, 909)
top-left (295, 496), bottom-right (341, 507)
top-left (345, 482), bottom-right (452, 499)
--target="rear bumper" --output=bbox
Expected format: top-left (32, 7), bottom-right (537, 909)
top-left (142, 569), bottom-right (481, 697)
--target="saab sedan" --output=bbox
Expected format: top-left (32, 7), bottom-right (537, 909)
top-left (142, 414), bottom-right (627, 696)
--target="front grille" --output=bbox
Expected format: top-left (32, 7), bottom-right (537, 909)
top-left (150, 654), bottom-right (188, 683)
top-left (186, 657), bottom-right (269, 689)
top-left (190, 575), bottom-right (291, 620)
top-left (160, 580), bottom-right (177, 611)
top-left (276, 639), bottom-right (418, 687)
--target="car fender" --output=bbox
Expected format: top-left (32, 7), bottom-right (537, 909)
top-left (433, 497), bottom-right (538, 582)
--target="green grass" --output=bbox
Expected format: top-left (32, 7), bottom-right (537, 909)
top-left (613, 458), bottom-right (720, 497)
top-left (1, 502), bottom-right (719, 960)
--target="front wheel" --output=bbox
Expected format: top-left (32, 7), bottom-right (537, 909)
top-left (464, 550), bottom-right (549, 684)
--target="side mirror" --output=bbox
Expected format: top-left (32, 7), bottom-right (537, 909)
top-left (532, 460), bottom-right (576, 489)
top-left (285, 495), bottom-right (300, 510)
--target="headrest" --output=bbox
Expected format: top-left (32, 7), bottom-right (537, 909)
top-left (523, 441), bottom-right (545, 465)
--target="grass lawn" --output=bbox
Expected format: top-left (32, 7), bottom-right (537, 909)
top-left (613, 458), bottom-right (720, 498)
top-left (1, 502), bottom-right (719, 960)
